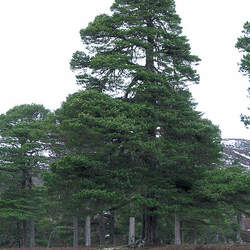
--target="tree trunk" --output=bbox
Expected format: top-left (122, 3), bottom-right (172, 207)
top-left (47, 228), bottom-right (56, 248)
top-left (85, 215), bottom-right (91, 246)
top-left (190, 231), bottom-right (197, 244)
top-left (216, 233), bottom-right (219, 242)
top-left (128, 217), bottom-right (135, 246)
top-left (175, 215), bottom-right (182, 245)
top-left (142, 210), bottom-right (157, 245)
top-left (23, 220), bottom-right (28, 248)
top-left (73, 216), bottom-right (79, 247)
top-left (110, 210), bottom-right (115, 245)
top-left (181, 221), bottom-right (184, 244)
top-left (236, 214), bottom-right (245, 243)
top-left (17, 222), bottom-right (21, 248)
top-left (98, 212), bottom-right (105, 247)
top-left (240, 214), bottom-right (246, 230)
top-left (30, 218), bottom-right (35, 247)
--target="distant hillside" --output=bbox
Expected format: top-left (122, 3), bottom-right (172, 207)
top-left (222, 138), bottom-right (250, 169)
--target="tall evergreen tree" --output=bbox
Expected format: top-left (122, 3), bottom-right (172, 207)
top-left (0, 104), bottom-right (50, 247)
top-left (69, 0), bottom-right (221, 245)
top-left (44, 90), bottom-right (146, 246)
top-left (71, 0), bottom-right (200, 95)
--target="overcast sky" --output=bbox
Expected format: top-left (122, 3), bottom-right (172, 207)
top-left (0, 0), bottom-right (249, 139)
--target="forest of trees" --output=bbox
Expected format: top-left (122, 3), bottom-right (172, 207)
top-left (0, 0), bottom-right (249, 248)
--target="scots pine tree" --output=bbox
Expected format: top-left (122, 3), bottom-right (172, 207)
top-left (44, 90), bottom-right (149, 246)
top-left (71, 0), bottom-right (200, 94)
top-left (236, 21), bottom-right (250, 78)
top-left (69, 0), bottom-right (221, 244)
top-left (0, 104), bottom-right (51, 247)
top-left (236, 21), bottom-right (250, 126)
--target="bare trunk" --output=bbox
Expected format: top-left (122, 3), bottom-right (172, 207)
top-left (236, 230), bottom-right (242, 243)
top-left (110, 210), bottom-right (115, 245)
top-left (30, 218), bottom-right (35, 247)
top-left (128, 217), bottom-right (135, 246)
top-left (240, 214), bottom-right (246, 230)
top-left (181, 221), bottom-right (184, 244)
top-left (73, 216), bottom-right (79, 247)
top-left (216, 233), bottom-right (219, 242)
top-left (175, 215), bottom-right (181, 245)
top-left (142, 210), bottom-right (157, 245)
top-left (47, 228), bottom-right (56, 248)
top-left (98, 212), bottom-right (105, 247)
top-left (17, 222), bottom-right (21, 248)
top-left (23, 220), bottom-right (27, 248)
top-left (190, 231), bottom-right (197, 245)
top-left (85, 215), bottom-right (91, 246)
top-left (236, 214), bottom-right (245, 243)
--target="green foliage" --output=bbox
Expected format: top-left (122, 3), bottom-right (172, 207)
top-left (236, 21), bottom-right (250, 126)
top-left (0, 0), bottom-right (248, 247)
top-left (196, 166), bottom-right (250, 211)
top-left (71, 0), bottom-right (200, 94)
top-left (236, 22), bottom-right (250, 78)
top-left (0, 104), bottom-right (51, 247)
top-left (68, 0), bottom-right (223, 245)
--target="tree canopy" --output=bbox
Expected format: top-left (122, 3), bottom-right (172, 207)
top-left (236, 21), bottom-right (250, 78)
top-left (0, 0), bottom-right (249, 248)
top-left (236, 21), bottom-right (250, 127)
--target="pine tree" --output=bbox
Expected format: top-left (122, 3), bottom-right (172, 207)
top-left (0, 104), bottom-right (50, 247)
top-left (236, 21), bottom-right (250, 78)
top-left (71, 0), bottom-right (200, 95)
top-left (44, 90), bottom-right (147, 246)
top-left (69, 0), bottom-right (222, 245)
top-left (236, 21), bottom-right (250, 126)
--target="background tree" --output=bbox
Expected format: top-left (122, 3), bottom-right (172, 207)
top-left (194, 165), bottom-right (250, 243)
top-left (236, 21), bottom-right (250, 126)
top-left (44, 90), bottom-right (145, 246)
top-left (236, 22), bottom-right (250, 78)
top-left (0, 104), bottom-right (51, 248)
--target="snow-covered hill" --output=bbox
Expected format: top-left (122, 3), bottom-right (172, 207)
top-left (222, 138), bottom-right (250, 169)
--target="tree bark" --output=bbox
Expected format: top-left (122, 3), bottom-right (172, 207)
top-left (17, 222), bottom-right (21, 248)
top-left (181, 221), bottom-right (184, 244)
top-left (190, 231), bottom-right (197, 244)
top-left (30, 218), bottom-right (35, 247)
top-left (23, 220), bottom-right (28, 248)
top-left (175, 215), bottom-right (182, 245)
top-left (47, 228), bottom-right (56, 248)
top-left (142, 210), bottom-right (157, 245)
top-left (73, 216), bottom-right (79, 247)
top-left (85, 215), bottom-right (91, 246)
top-left (236, 214), bottom-right (245, 243)
top-left (98, 212), bottom-right (105, 247)
top-left (128, 217), bottom-right (135, 246)
top-left (240, 214), bottom-right (246, 230)
top-left (110, 210), bottom-right (115, 245)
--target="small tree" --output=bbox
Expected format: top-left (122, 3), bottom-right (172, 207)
top-left (0, 104), bottom-right (50, 248)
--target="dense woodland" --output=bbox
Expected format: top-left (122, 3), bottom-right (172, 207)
top-left (0, 0), bottom-right (249, 248)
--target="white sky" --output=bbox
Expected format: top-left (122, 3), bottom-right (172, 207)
top-left (0, 0), bottom-right (249, 139)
